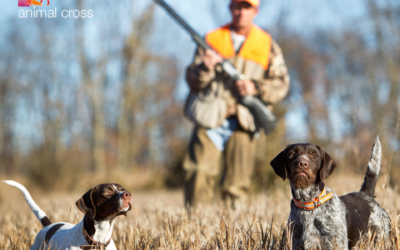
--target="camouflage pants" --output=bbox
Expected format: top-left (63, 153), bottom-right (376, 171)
top-left (183, 127), bottom-right (256, 206)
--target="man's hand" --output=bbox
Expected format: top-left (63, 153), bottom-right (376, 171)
top-left (202, 49), bottom-right (223, 71)
top-left (235, 79), bottom-right (256, 96)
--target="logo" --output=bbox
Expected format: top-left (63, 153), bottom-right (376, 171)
top-left (18, 0), bottom-right (50, 7)
top-left (18, 0), bottom-right (93, 19)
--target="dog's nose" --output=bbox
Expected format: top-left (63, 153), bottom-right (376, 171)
top-left (297, 160), bottom-right (309, 169)
top-left (122, 191), bottom-right (132, 199)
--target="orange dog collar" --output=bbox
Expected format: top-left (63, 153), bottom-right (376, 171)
top-left (293, 187), bottom-right (333, 210)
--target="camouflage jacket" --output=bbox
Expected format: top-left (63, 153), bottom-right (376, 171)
top-left (186, 38), bottom-right (290, 132)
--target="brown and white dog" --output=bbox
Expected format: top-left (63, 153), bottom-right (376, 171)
top-left (3, 181), bottom-right (132, 250)
top-left (270, 137), bottom-right (391, 249)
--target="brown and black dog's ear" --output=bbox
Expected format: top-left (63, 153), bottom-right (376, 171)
top-left (76, 187), bottom-right (97, 219)
top-left (316, 146), bottom-right (337, 182)
top-left (270, 145), bottom-right (291, 180)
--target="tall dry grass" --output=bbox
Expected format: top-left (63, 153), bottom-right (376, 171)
top-left (1, 171), bottom-right (400, 249)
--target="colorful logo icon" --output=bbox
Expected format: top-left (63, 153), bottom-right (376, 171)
top-left (18, 0), bottom-right (50, 7)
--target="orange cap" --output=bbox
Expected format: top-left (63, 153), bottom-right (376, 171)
top-left (231, 0), bottom-right (260, 7)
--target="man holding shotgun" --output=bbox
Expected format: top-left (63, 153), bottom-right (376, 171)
top-left (183, 0), bottom-right (290, 206)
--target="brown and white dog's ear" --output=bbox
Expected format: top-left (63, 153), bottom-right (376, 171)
top-left (270, 146), bottom-right (291, 180)
top-left (317, 146), bottom-right (337, 182)
top-left (76, 188), bottom-right (97, 219)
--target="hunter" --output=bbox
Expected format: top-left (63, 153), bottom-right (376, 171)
top-left (184, 0), bottom-right (290, 206)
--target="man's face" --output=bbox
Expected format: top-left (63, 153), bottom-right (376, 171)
top-left (230, 2), bottom-right (258, 30)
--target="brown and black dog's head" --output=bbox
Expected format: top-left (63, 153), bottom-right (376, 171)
top-left (270, 144), bottom-right (337, 189)
top-left (76, 183), bottom-right (132, 220)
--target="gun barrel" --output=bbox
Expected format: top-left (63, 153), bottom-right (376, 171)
top-left (154, 0), bottom-right (242, 79)
top-left (154, 0), bottom-right (212, 50)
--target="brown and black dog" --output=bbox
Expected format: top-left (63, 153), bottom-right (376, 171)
top-left (270, 137), bottom-right (391, 249)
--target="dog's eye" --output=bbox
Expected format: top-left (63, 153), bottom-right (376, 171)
top-left (103, 191), bottom-right (112, 195)
top-left (309, 151), bottom-right (317, 157)
top-left (288, 151), bottom-right (295, 158)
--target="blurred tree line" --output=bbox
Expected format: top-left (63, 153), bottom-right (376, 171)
top-left (0, 0), bottom-right (399, 191)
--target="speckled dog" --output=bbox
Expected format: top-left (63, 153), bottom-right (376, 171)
top-left (270, 137), bottom-right (390, 249)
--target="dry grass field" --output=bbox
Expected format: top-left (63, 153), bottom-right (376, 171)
top-left (1, 172), bottom-right (400, 250)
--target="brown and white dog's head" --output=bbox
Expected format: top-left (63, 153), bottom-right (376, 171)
top-left (270, 143), bottom-right (337, 189)
top-left (75, 183), bottom-right (132, 220)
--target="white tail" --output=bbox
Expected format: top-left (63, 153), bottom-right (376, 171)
top-left (360, 136), bottom-right (382, 196)
top-left (3, 180), bottom-right (52, 226)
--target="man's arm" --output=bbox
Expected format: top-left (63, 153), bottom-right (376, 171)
top-left (185, 47), bottom-right (222, 92)
top-left (254, 39), bottom-right (290, 105)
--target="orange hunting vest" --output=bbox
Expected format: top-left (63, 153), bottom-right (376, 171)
top-left (205, 24), bottom-right (271, 70)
